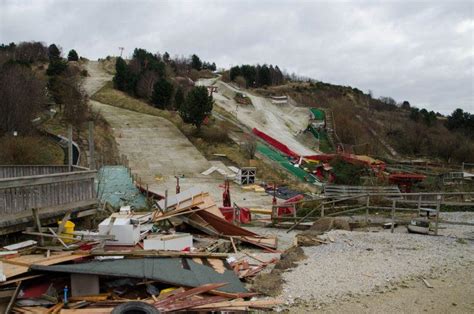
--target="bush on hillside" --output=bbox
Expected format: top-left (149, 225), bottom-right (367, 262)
top-left (329, 158), bottom-right (367, 185)
top-left (0, 136), bottom-right (63, 165)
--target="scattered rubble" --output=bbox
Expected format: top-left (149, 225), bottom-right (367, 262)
top-left (0, 186), bottom-right (283, 313)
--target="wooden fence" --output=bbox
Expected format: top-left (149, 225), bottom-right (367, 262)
top-left (271, 191), bottom-right (474, 233)
top-left (0, 166), bottom-right (97, 232)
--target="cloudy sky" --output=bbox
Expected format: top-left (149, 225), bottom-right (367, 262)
top-left (1, 0), bottom-right (473, 113)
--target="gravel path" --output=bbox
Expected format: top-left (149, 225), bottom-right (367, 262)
top-left (281, 228), bottom-right (474, 307)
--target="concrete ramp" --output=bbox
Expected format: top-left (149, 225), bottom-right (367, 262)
top-left (90, 101), bottom-right (211, 184)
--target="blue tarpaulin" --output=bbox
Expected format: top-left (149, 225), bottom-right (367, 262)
top-left (96, 166), bottom-right (147, 209)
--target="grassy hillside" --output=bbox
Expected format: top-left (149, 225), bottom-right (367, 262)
top-left (92, 81), bottom-right (307, 190)
top-left (254, 81), bottom-right (474, 164)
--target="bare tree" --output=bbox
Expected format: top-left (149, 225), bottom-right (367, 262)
top-left (136, 70), bottom-right (159, 99)
top-left (242, 135), bottom-right (257, 159)
top-left (0, 63), bottom-right (45, 135)
top-left (15, 41), bottom-right (48, 63)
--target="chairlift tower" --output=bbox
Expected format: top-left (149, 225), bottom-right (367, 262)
top-left (118, 47), bottom-right (124, 57)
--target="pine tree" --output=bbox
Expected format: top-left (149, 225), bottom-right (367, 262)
top-left (174, 87), bottom-right (185, 110)
top-left (67, 49), bottom-right (79, 61)
top-left (48, 44), bottom-right (61, 61)
top-left (151, 78), bottom-right (174, 109)
top-left (191, 54), bottom-right (202, 71)
top-left (179, 86), bottom-right (213, 129)
top-left (113, 57), bottom-right (129, 91)
top-left (163, 52), bottom-right (170, 63)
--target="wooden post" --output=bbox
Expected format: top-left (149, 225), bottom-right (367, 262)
top-left (391, 200), bottom-right (396, 233)
top-left (417, 194), bottom-right (422, 216)
top-left (164, 190), bottom-right (168, 211)
top-left (68, 125), bottom-right (73, 172)
top-left (88, 121), bottom-right (95, 170)
top-left (32, 208), bottom-right (44, 246)
top-left (434, 194), bottom-right (441, 235)
top-left (365, 195), bottom-right (369, 225)
top-left (53, 209), bottom-right (73, 245)
top-left (5, 280), bottom-right (22, 314)
top-left (321, 204), bottom-right (325, 217)
top-left (271, 205), bottom-right (276, 224)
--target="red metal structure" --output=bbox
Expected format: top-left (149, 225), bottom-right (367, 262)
top-left (389, 173), bottom-right (426, 192)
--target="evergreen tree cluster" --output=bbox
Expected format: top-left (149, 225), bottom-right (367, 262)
top-left (229, 64), bottom-right (284, 88)
top-left (113, 48), bottom-right (215, 127)
top-left (114, 48), bottom-right (166, 96)
top-left (409, 107), bottom-right (437, 126)
top-left (445, 108), bottom-right (474, 138)
top-left (46, 44), bottom-right (68, 76)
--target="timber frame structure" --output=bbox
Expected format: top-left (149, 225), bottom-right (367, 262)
top-left (0, 165), bottom-right (97, 235)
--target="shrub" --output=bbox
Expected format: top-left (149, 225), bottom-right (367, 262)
top-left (0, 136), bottom-right (63, 164)
top-left (329, 158), bottom-right (367, 185)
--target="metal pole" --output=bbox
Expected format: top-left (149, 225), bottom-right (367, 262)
top-left (435, 195), bottom-right (441, 235)
top-left (391, 200), bottom-right (396, 233)
top-left (88, 121), bottom-right (95, 170)
top-left (68, 124), bottom-right (73, 171)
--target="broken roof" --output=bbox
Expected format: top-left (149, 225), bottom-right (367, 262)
top-left (31, 257), bottom-right (247, 294)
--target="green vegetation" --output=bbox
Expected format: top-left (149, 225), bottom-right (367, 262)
top-left (0, 136), bottom-right (64, 165)
top-left (174, 87), bottom-right (185, 110)
top-left (67, 49), bottom-right (79, 61)
top-left (445, 108), bottom-right (474, 138)
top-left (329, 158), bottom-right (368, 185)
top-left (152, 78), bottom-right (174, 109)
top-left (112, 48), bottom-right (217, 129)
top-left (257, 79), bottom-right (473, 163)
top-left (228, 64), bottom-right (284, 88)
top-left (179, 86), bottom-right (213, 129)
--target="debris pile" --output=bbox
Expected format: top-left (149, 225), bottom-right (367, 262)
top-left (0, 187), bottom-right (283, 313)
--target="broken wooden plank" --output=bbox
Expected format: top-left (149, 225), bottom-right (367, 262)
top-left (0, 274), bottom-right (43, 286)
top-left (192, 298), bottom-right (284, 309)
top-left (32, 208), bottom-right (44, 246)
top-left (153, 283), bottom-right (227, 308)
top-left (158, 296), bottom-right (227, 311)
top-left (230, 237), bottom-right (238, 253)
top-left (48, 228), bottom-right (69, 249)
top-left (422, 277), bottom-right (433, 288)
top-left (5, 280), bottom-right (21, 314)
top-left (68, 294), bottom-right (111, 302)
top-left (3, 240), bottom-right (37, 251)
top-left (59, 309), bottom-right (113, 314)
top-left (53, 209), bottom-right (73, 245)
top-left (86, 250), bottom-right (228, 259)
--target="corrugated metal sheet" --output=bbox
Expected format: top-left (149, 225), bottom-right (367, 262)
top-left (31, 257), bottom-right (246, 293)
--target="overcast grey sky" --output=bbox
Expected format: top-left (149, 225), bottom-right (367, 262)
top-left (1, 0), bottom-right (473, 114)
